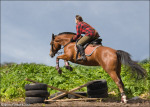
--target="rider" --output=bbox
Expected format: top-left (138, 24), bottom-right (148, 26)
top-left (70, 15), bottom-right (100, 61)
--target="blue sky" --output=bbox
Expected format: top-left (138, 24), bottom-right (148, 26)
top-left (1, 1), bottom-right (149, 66)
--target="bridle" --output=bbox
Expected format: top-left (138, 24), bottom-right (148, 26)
top-left (50, 38), bottom-right (62, 55)
top-left (50, 40), bottom-right (56, 53)
top-left (50, 34), bottom-right (71, 55)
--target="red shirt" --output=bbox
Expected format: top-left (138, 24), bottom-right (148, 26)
top-left (73, 22), bottom-right (97, 40)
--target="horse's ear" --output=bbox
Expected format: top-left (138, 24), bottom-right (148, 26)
top-left (52, 33), bottom-right (55, 40)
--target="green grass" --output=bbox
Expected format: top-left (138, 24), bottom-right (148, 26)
top-left (0, 62), bottom-right (150, 101)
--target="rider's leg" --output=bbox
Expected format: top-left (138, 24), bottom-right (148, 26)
top-left (76, 36), bottom-right (94, 61)
top-left (77, 35), bottom-right (93, 46)
top-left (77, 35), bottom-right (98, 46)
top-left (76, 45), bottom-right (86, 61)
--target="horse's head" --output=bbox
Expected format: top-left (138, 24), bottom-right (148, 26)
top-left (49, 33), bottom-right (61, 58)
top-left (49, 32), bottom-right (76, 58)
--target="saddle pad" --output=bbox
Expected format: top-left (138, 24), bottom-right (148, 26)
top-left (85, 45), bottom-right (101, 56)
top-left (75, 45), bottom-right (101, 56)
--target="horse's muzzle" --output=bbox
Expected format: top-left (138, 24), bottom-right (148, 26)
top-left (49, 52), bottom-right (55, 58)
top-left (49, 53), bottom-right (54, 58)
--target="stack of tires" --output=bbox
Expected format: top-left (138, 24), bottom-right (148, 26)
top-left (25, 83), bottom-right (49, 104)
top-left (87, 80), bottom-right (108, 98)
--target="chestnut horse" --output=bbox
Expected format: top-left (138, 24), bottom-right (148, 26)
top-left (49, 32), bottom-right (146, 103)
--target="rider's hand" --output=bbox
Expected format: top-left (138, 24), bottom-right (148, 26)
top-left (70, 37), bottom-right (76, 42)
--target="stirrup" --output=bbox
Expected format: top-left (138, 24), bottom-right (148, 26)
top-left (77, 55), bottom-right (87, 61)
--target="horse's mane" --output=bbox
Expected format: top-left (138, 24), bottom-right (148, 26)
top-left (58, 32), bottom-right (76, 35)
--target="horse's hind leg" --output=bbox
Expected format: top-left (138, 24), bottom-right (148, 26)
top-left (64, 60), bottom-right (73, 71)
top-left (107, 69), bottom-right (127, 103)
top-left (117, 74), bottom-right (127, 103)
top-left (116, 63), bottom-right (127, 103)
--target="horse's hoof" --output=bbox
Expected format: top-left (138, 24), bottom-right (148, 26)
top-left (65, 66), bottom-right (73, 71)
top-left (58, 69), bottom-right (62, 74)
top-left (121, 95), bottom-right (128, 103)
top-left (121, 100), bottom-right (127, 103)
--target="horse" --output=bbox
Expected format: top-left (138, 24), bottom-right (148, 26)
top-left (49, 32), bottom-right (147, 103)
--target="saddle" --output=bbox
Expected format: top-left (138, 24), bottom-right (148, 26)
top-left (75, 38), bottom-right (103, 58)
top-left (83, 38), bottom-right (102, 49)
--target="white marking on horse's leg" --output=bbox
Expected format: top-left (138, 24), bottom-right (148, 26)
top-left (64, 60), bottom-right (73, 71)
top-left (56, 58), bottom-right (62, 74)
top-left (56, 58), bottom-right (59, 70)
top-left (64, 60), bottom-right (69, 66)
top-left (121, 94), bottom-right (128, 103)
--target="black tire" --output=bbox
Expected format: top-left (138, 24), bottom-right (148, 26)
top-left (88, 92), bottom-right (108, 98)
top-left (87, 80), bottom-right (107, 90)
top-left (68, 92), bottom-right (87, 99)
top-left (25, 90), bottom-right (49, 97)
top-left (25, 83), bottom-right (47, 91)
top-left (25, 97), bottom-right (46, 104)
top-left (50, 92), bottom-right (68, 99)
top-left (87, 87), bottom-right (108, 96)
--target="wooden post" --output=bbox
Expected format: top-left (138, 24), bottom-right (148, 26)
top-left (25, 78), bottom-right (86, 98)
top-left (48, 81), bottom-right (93, 100)
top-left (45, 98), bottom-right (102, 102)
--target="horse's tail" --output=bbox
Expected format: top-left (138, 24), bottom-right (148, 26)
top-left (116, 50), bottom-right (147, 79)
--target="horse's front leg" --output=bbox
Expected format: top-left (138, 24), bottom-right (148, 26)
top-left (64, 60), bottom-right (73, 71)
top-left (56, 54), bottom-right (68, 74)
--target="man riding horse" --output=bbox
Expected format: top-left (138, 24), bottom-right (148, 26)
top-left (70, 15), bottom-right (100, 61)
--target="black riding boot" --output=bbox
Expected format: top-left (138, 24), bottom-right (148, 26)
top-left (77, 45), bottom-right (86, 61)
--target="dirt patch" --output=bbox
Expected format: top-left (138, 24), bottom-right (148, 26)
top-left (1, 98), bottom-right (150, 107)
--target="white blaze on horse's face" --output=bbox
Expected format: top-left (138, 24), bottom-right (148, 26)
top-left (49, 34), bottom-right (55, 58)
top-left (49, 34), bottom-right (61, 58)
top-left (49, 41), bottom-right (55, 58)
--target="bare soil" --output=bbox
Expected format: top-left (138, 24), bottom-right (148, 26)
top-left (1, 98), bottom-right (150, 107)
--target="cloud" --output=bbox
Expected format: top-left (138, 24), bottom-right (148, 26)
top-left (1, 1), bottom-right (149, 66)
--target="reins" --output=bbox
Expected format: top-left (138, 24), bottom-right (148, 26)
top-left (52, 41), bottom-right (72, 55)
top-left (60, 41), bottom-right (71, 49)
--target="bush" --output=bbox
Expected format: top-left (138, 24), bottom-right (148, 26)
top-left (0, 62), bottom-right (149, 100)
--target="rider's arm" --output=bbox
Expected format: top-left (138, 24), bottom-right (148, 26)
top-left (73, 24), bottom-right (82, 40)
